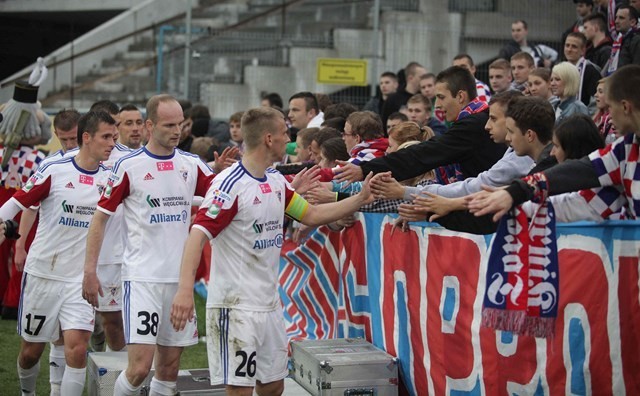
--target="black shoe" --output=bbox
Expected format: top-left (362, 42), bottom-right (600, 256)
top-left (1, 306), bottom-right (18, 320)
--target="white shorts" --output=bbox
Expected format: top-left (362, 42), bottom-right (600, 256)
top-left (96, 264), bottom-right (122, 312)
top-left (206, 308), bottom-right (288, 387)
top-left (123, 281), bottom-right (198, 347)
top-left (18, 273), bottom-right (94, 342)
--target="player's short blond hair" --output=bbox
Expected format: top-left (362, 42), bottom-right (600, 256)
top-left (241, 107), bottom-right (285, 150)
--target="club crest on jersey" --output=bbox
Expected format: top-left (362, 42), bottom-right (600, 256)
top-left (206, 202), bottom-right (221, 219)
top-left (180, 167), bottom-right (189, 182)
top-left (79, 174), bottom-right (94, 185)
top-left (259, 183), bottom-right (272, 193)
top-left (156, 161), bottom-right (174, 171)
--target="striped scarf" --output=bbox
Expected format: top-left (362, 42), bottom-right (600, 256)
top-left (588, 133), bottom-right (640, 219)
top-left (348, 137), bottom-right (389, 166)
top-left (456, 98), bottom-right (489, 121)
top-left (482, 173), bottom-right (559, 338)
top-left (606, 26), bottom-right (640, 75)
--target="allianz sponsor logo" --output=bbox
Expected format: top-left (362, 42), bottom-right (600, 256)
top-left (253, 233), bottom-right (283, 250)
top-left (58, 216), bottom-right (90, 228)
top-left (149, 210), bottom-right (189, 224)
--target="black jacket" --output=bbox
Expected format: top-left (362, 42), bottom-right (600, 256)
top-left (619, 29), bottom-right (640, 68)
top-left (360, 110), bottom-right (505, 182)
top-left (435, 145), bottom-right (558, 235)
top-left (380, 88), bottom-right (413, 126)
top-left (579, 60), bottom-right (602, 107)
top-left (586, 38), bottom-right (613, 70)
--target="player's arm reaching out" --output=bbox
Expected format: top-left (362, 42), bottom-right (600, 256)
top-left (171, 173), bottom-right (376, 331)
top-left (290, 173), bottom-right (374, 227)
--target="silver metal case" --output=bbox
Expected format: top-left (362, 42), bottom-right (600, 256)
top-left (87, 351), bottom-right (153, 396)
top-left (290, 338), bottom-right (398, 396)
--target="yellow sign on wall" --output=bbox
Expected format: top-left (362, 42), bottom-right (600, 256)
top-left (317, 58), bottom-right (368, 86)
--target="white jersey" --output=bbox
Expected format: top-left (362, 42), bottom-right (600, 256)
top-left (38, 147), bottom-right (79, 169)
top-left (98, 147), bottom-right (214, 282)
top-left (101, 143), bottom-right (131, 169)
top-left (98, 143), bottom-right (133, 265)
top-left (28, 148), bottom-right (79, 210)
top-left (193, 162), bottom-right (309, 311)
top-left (11, 157), bottom-right (110, 282)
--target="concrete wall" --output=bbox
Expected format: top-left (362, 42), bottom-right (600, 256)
top-left (0, 0), bottom-right (197, 102)
top-left (199, 1), bottom-right (466, 118)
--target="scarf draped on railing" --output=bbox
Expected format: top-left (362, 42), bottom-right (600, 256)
top-left (482, 173), bottom-right (560, 338)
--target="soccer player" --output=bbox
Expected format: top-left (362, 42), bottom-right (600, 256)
top-left (117, 104), bottom-right (144, 150)
top-left (83, 94), bottom-right (227, 396)
top-left (0, 110), bottom-right (117, 396)
top-left (16, 108), bottom-right (83, 395)
top-left (93, 125), bottom-right (135, 355)
top-left (170, 106), bottom-right (374, 395)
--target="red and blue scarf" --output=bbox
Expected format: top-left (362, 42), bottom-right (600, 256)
top-left (482, 173), bottom-right (560, 338)
top-left (456, 98), bottom-right (489, 121)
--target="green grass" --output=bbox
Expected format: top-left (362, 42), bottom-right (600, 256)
top-left (0, 293), bottom-right (208, 394)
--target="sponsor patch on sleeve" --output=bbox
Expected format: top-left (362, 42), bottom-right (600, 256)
top-left (206, 202), bottom-right (222, 219)
top-left (212, 189), bottom-right (232, 205)
top-left (23, 172), bottom-right (43, 192)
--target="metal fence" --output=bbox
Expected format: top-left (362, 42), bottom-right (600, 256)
top-left (32, 0), bottom-right (577, 114)
top-left (152, 0), bottom-right (576, 117)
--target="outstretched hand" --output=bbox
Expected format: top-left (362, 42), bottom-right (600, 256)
top-left (213, 146), bottom-right (239, 173)
top-left (291, 165), bottom-right (321, 195)
top-left (370, 171), bottom-right (404, 200)
top-left (413, 192), bottom-right (461, 222)
top-left (305, 183), bottom-right (336, 205)
top-left (359, 172), bottom-right (376, 205)
top-left (397, 202), bottom-right (426, 223)
top-left (466, 185), bottom-right (513, 222)
top-left (333, 161), bottom-right (364, 185)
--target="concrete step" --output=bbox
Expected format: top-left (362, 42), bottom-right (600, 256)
top-left (115, 50), bottom-right (157, 61)
top-left (128, 36), bottom-right (154, 52)
top-left (101, 55), bottom-right (154, 69)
